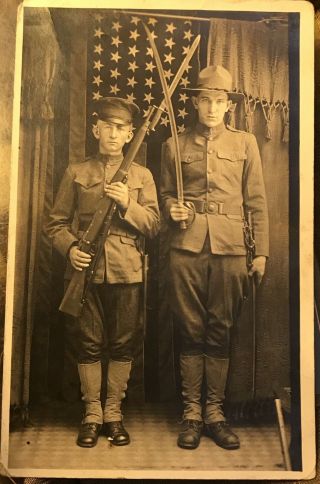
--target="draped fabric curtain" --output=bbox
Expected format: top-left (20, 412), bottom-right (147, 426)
top-left (208, 18), bottom-right (289, 141)
top-left (10, 9), bottom-right (60, 408)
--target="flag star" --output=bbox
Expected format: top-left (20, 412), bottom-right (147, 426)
top-left (94, 27), bottom-right (104, 38)
top-left (178, 107), bottom-right (188, 119)
top-left (127, 76), bottom-right (137, 88)
top-left (145, 77), bottom-right (155, 88)
top-left (110, 67), bottom-right (121, 79)
top-left (111, 51), bottom-right (122, 63)
top-left (112, 21), bottom-right (122, 32)
top-left (164, 52), bottom-right (175, 65)
top-left (165, 37), bottom-right (175, 49)
top-left (110, 84), bottom-right (120, 94)
top-left (93, 59), bottom-right (104, 71)
top-left (131, 16), bottom-right (140, 25)
top-left (180, 76), bottom-right (190, 88)
top-left (111, 36), bottom-right (122, 48)
top-left (127, 92), bottom-right (136, 103)
top-left (148, 17), bottom-right (158, 26)
top-left (94, 44), bottom-right (103, 55)
top-left (178, 124), bottom-right (185, 133)
top-left (182, 45), bottom-right (191, 55)
top-left (93, 75), bottom-right (103, 86)
top-left (144, 92), bottom-right (155, 104)
top-left (129, 29), bottom-right (140, 41)
top-left (149, 30), bottom-right (158, 40)
top-left (143, 108), bottom-right (150, 118)
top-left (146, 47), bottom-right (154, 57)
top-left (128, 61), bottom-right (139, 72)
top-left (166, 22), bottom-right (177, 33)
top-left (160, 116), bottom-right (169, 127)
top-left (184, 63), bottom-right (192, 72)
top-left (164, 68), bottom-right (174, 80)
top-left (179, 92), bottom-right (189, 103)
top-left (183, 30), bottom-right (194, 41)
top-left (94, 13), bottom-right (103, 22)
top-left (128, 45), bottom-right (139, 57)
top-left (92, 91), bottom-right (102, 101)
top-left (146, 61), bottom-right (156, 72)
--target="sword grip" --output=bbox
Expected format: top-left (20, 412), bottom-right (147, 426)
top-left (179, 220), bottom-right (187, 230)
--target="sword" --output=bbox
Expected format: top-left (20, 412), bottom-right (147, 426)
top-left (143, 22), bottom-right (188, 229)
top-left (148, 34), bottom-right (201, 132)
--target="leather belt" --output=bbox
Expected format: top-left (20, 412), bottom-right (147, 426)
top-left (186, 200), bottom-right (242, 216)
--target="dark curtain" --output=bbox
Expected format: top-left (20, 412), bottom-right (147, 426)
top-left (10, 9), bottom-right (61, 407)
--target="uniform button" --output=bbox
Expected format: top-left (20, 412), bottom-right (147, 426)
top-left (207, 168), bottom-right (212, 174)
top-left (208, 136), bottom-right (213, 141)
top-left (208, 188), bottom-right (213, 193)
top-left (106, 164), bottom-right (110, 169)
top-left (208, 149), bottom-right (213, 154)
top-left (208, 202), bottom-right (215, 211)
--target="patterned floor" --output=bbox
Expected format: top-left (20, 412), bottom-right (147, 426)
top-left (8, 401), bottom-right (287, 475)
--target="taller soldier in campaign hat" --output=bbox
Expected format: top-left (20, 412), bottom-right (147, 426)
top-left (161, 66), bottom-right (269, 450)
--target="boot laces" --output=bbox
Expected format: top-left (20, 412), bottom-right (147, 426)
top-left (183, 419), bottom-right (202, 432)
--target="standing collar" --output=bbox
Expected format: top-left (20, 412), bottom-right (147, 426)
top-left (195, 121), bottom-right (226, 140)
top-left (97, 152), bottom-right (124, 165)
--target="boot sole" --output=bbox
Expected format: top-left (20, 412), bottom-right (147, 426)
top-left (76, 439), bottom-right (99, 448)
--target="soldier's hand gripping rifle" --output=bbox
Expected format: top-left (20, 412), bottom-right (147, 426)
top-left (59, 106), bottom-right (156, 318)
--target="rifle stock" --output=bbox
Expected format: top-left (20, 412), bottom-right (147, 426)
top-left (59, 269), bottom-right (86, 318)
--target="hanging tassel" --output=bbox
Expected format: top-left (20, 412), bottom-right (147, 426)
top-left (261, 101), bottom-right (273, 141)
top-left (227, 103), bottom-right (236, 128)
top-left (244, 96), bottom-right (254, 133)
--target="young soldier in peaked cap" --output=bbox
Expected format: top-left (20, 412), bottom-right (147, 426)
top-left (161, 65), bottom-right (269, 450)
top-left (46, 97), bottom-right (160, 448)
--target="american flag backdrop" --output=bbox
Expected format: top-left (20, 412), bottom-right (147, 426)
top-left (86, 10), bottom-right (201, 156)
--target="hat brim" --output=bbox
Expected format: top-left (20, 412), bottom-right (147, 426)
top-left (183, 88), bottom-right (244, 101)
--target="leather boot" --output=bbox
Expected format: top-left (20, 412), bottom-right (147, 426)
top-left (103, 359), bottom-right (132, 446)
top-left (204, 355), bottom-right (239, 449)
top-left (178, 354), bottom-right (204, 449)
top-left (77, 361), bottom-right (103, 447)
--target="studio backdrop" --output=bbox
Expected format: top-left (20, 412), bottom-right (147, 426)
top-left (10, 9), bottom-right (291, 418)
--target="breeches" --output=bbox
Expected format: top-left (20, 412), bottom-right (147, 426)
top-left (169, 238), bottom-right (249, 358)
top-left (75, 283), bottom-right (141, 363)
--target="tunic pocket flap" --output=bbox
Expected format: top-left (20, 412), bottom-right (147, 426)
top-left (217, 150), bottom-right (247, 162)
top-left (226, 214), bottom-right (243, 221)
top-left (181, 151), bottom-right (204, 163)
top-left (75, 173), bottom-right (103, 188)
top-left (128, 181), bottom-right (143, 190)
top-left (120, 235), bottom-right (136, 246)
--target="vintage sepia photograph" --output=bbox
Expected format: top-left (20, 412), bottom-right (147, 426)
top-left (0, 0), bottom-right (315, 479)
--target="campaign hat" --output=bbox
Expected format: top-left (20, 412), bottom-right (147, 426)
top-left (184, 65), bottom-right (243, 101)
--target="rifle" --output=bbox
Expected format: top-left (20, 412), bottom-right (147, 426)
top-left (59, 106), bottom-right (156, 318)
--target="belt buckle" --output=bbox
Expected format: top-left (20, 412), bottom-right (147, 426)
top-left (206, 202), bottom-right (217, 214)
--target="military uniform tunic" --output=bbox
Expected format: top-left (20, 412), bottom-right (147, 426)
top-left (161, 122), bottom-right (269, 357)
top-left (47, 153), bottom-right (160, 362)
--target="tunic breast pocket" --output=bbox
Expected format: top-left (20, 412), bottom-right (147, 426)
top-left (128, 181), bottom-right (143, 202)
top-left (181, 151), bottom-right (205, 184)
top-left (75, 175), bottom-right (103, 213)
top-left (217, 150), bottom-right (246, 165)
top-left (216, 150), bottom-right (246, 180)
